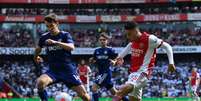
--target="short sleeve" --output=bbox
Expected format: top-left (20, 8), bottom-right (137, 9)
top-left (149, 35), bottom-right (163, 48)
top-left (65, 33), bottom-right (74, 43)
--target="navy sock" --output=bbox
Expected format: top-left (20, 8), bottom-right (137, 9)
top-left (92, 92), bottom-right (99, 101)
top-left (122, 96), bottom-right (129, 101)
top-left (38, 90), bottom-right (48, 101)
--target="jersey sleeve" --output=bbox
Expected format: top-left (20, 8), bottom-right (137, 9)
top-left (93, 50), bottom-right (97, 60)
top-left (38, 37), bottom-right (44, 48)
top-left (109, 48), bottom-right (117, 59)
top-left (65, 33), bottom-right (74, 43)
top-left (149, 35), bottom-right (163, 48)
top-left (118, 42), bottom-right (132, 58)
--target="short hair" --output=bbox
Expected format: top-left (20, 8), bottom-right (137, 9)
top-left (124, 21), bottom-right (139, 30)
top-left (99, 32), bottom-right (110, 39)
top-left (44, 13), bottom-right (58, 23)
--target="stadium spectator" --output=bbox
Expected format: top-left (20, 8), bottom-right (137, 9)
top-left (1, 6), bottom-right (201, 16)
top-left (1, 24), bottom-right (201, 47)
top-left (1, 59), bottom-right (201, 98)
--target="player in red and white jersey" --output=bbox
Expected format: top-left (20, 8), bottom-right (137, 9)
top-left (78, 59), bottom-right (91, 93)
top-left (112, 22), bottom-right (176, 101)
top-left (189, 68), bottom-right (200, 101)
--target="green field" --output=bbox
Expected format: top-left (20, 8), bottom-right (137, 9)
top-left (0, 98), bottom-right (196, 101)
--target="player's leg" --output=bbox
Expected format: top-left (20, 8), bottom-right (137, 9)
top-left (129, 96), bottom-right (141, 101)
top-left (82, 77), bottom-right (90, 93)
top-left (71, 85), bottom-right (91, 101)
top-left (112, 84), bottom-right (133, 101)
top-left (109, 87), bottom-right (129, 101)
top-left (64, 74), bottom-right (91, 101)
top-left (92, 83), bottom-right (100, 101)
top-left (192, 86), bottom-right (200, 101)
top-left (128, 87), bottom-right (142, 101)
top-left (36, 74), bottom-right (54, 101)
top-left (112, 72), bottom-right (148, 101)
top-left (92, 73), bottom-right (108, 101)
top-left (86, 77), bottom-right (90, 93)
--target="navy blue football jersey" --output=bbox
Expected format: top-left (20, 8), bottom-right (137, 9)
top-left (93, 47), bottom-right (117, 74)
top-left (38, 31), bottom-right (76, 74)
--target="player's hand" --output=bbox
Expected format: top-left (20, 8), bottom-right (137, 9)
top-left (34, 56), bottom-right (43, 64)
top-left (110, 58), bottom-right (124, 66)
top-left (168, 64), bottom-right (176, 73)
top-left (110, 59), bottom-right (117, 66)
top-left (89, 57), bottom-right (95, 64)
top-left (45, 39), bottom-right (57, 45)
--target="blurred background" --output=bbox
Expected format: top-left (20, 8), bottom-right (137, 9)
top-left (1, 0), bottom-right (201, 101)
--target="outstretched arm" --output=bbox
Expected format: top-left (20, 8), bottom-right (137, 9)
top-left (118, 42), bottom-right (132, 58)
top-left (45, 39), bottom-right (75, 51)
top-left (111, 43), bottom-right (132, 66)
top-left (150, 35), bottom-right (175, 72)
top-left (160, 42), bottom-right (174, 65)
top-left (160, 42), bottom-right (175, 72)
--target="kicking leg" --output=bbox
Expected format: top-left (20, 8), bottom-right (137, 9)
top-left (72, 85), bottom-right (91, 101)
top-left (92, 83), bottom-right (100, 101)
top-left (36, 74), bottom-right (53, 101)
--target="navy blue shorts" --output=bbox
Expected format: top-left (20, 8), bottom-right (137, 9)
top-left (95, 72), bottom-right (113, 90)
top-left (45, 70), bottom-right (82, 88)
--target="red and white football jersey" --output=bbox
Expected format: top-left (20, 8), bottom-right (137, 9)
top-left (119, 32), bottom-right (163, 77)
top-left (78, 65), bottom-right (91, 84)
top-left (191, 71), bottom-right (200, 86)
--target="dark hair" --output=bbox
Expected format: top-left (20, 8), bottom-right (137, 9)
top-left (99, 32), bottom-right (110, 39)
top-left (124, 22), bottom-right (138, 30)
top-left (44, 13), bottom-right (58, 23)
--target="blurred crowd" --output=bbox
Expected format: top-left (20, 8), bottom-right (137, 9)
top-left (0, 58), bottom-right (201, 98)
top-left (1, 22), bottom-right (201, 47)
top-left (1, 6), bottom-right (201, 16)
top-left (0, 27), bottom-right (34, 47)
top-left (142, 26), bottom-right (201, 46)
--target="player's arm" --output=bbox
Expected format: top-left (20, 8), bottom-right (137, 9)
top-left (189, 76), bottom-right (192, 82)
top-left (34, 38), bottom-right (43, 64)
top-left (160, 42), bottom-right (175, 72)
top-left (87, 66), bottom-right (92, 73)
top-left (150, 35), bottom-right (175, 72)
top-left (89, 50), bottom-right (97, 64)
top-left (87, 66), bottom-right (92, 77)
top-left (111, 43), bottom-right (132, 65)
top-left (46, 33), bottom-right (75, 51)
top-left (55, 41), bottom-right (74, 51)
top-left (197, 74), bottom-right (200, 86)
top-left (46, 39), bottom-right (75, 51)
top-left (118, 42), bottom-right (132, 58)
top-left (89, 57), bottom-right (96, 64)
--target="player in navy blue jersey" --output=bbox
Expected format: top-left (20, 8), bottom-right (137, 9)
top-left (90, 33), bottom-right (128, 101)
top-left (33, 14), bottom-right (90, 101)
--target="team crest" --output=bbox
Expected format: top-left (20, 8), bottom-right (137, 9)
top-left (104, 51), bottom-right (107, 54)
top-left (139, 43), bottom-right (144, 48)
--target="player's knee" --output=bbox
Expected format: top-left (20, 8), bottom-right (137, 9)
top-left (36, 78), bottom-right (47, 89)
top-left (109, 87), bottom-right (116, 95)
top-left (117, 84), bottom-right (133, 97)
top-left (92, 85), bottom-right (98, 92)
top-left (125, 84), bottom-right (134, 91)
top-left (79, 93), bottom-right (91, 101)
